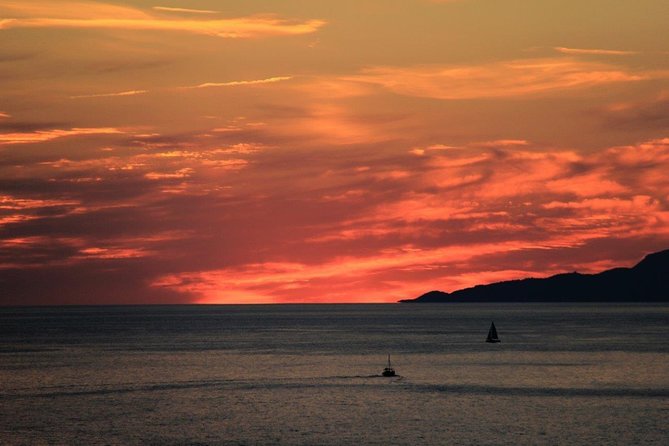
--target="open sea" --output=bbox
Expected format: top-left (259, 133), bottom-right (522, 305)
top-left (1, 303), bottom-right (668, 445)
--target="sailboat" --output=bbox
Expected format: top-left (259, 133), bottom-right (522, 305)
top-left (382, 354), bottom-right (396, 377)
top-left (485, 321), bottom-right (501, 343)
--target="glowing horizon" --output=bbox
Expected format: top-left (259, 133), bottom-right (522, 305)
top-left (1, 0), bottom-right (668, 304)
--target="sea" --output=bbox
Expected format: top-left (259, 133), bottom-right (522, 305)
top-left (1, 304), bottom-right (668, 445)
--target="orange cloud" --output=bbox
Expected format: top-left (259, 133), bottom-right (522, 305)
top-left (152, 240), bottom-right (539, 303)
top-left (543, 195), bottom-right (660, 212)
top-left (152, 6), bottom-right (219, 15)
top-left (546, 173), bottom-right (627, 197)
top-left (70, 90), bottom-right (147, 99)
top-left (305, 136), bottom-right (669, 263)
top-left (3, 129), bottom-right (668, 302)
top-left (0, 195), bottom-right (80, 210)
top-left (605, 138), bottom-right (669, 166)
top-left (0, 215), bottom-right (38, 226)
top-left (33, 144), bottom-right (253, 187)
top-left (347, 58), bottom-right (652, 99)
top-left (461, 150), bottom-right (580, 199)
top-left (474, 139), bottom-right (530, 147)
top-left (0, 127), bottom-right (123, 145)
top-left (268, 103), bottom-right (395, 146)
top-left (184, 76), bottom-right (293, 89)
top-left (78, 247), bottom-right (150, 259)
top-left (0, 2), bottom-right (325, 38)
top-left (0, 1), bottom-right (148, 19)
top-left (144, 168), bottom-right (194, 180)
top-left (554, 47), bottom-right (637, 56)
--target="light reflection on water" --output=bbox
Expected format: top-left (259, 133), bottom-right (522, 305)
top-left (0, 304), bottom-right (667, 445)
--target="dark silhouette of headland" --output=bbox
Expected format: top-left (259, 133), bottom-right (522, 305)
top-left (401, 248), bottom-right (669, 303)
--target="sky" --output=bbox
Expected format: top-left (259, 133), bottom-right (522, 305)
top-left (1, 0), bottom-right (668, 304)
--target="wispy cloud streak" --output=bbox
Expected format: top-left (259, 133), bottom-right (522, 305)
top-left (184, 76), bottom-right (293, 89)
top-left (0, 2), bottom-right (325, 38)
top-left (0, 127), bottom-right (123, 145)
top-left (0, 17), bottom-right (325, 38)
top-left (347, 58), bottom-right (653, 99)
top-left (152, 6), bottom-right (219, 15)
top-left (554, 47), bottom-right (637, 56)
top-left (70, 90), bottom-right (147, 99)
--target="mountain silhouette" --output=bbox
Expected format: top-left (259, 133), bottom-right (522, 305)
top-left (400, 248), bottom-right (669, 303)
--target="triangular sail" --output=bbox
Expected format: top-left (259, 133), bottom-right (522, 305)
top-left (489, 322), bottom-right (498, 339)
top-left (486, 322), bottom-right (500, 342)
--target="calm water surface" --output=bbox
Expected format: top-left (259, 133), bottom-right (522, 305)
top-left (1, 304), bottom-right (668, 445)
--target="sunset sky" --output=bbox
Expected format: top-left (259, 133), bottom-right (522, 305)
top-left (1, 0), bottom-right (668, 304)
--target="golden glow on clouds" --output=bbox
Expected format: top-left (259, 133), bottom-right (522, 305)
top-left (0, 128), bottom-right (123, 145)
top-left (79, 246), bottom-right (149, 259)
top-left (0, 195), bottom-right (80, 210)
top-left (0, 1), bottom-right (325, 38)
top-left (1, 0), bottom-right (668, 304)
top-left (185, 76), bottom-right (293, 89)
top-left (348, 58), bottom-right (650, 99)
top-left (0, 17), bottom-right (325, 38)
top-left (154, 240), bottom-right (538, 304)
top-left (70, 90), bottom-right (148, 99)
top-left (152, 6), bottom-right (220, 15)
top-left (553, 47), bottom-right (638, 56)
top-left (0, 1), bottom-right (149, 19)
top-left (149, 136), bottom-right (669, 303)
